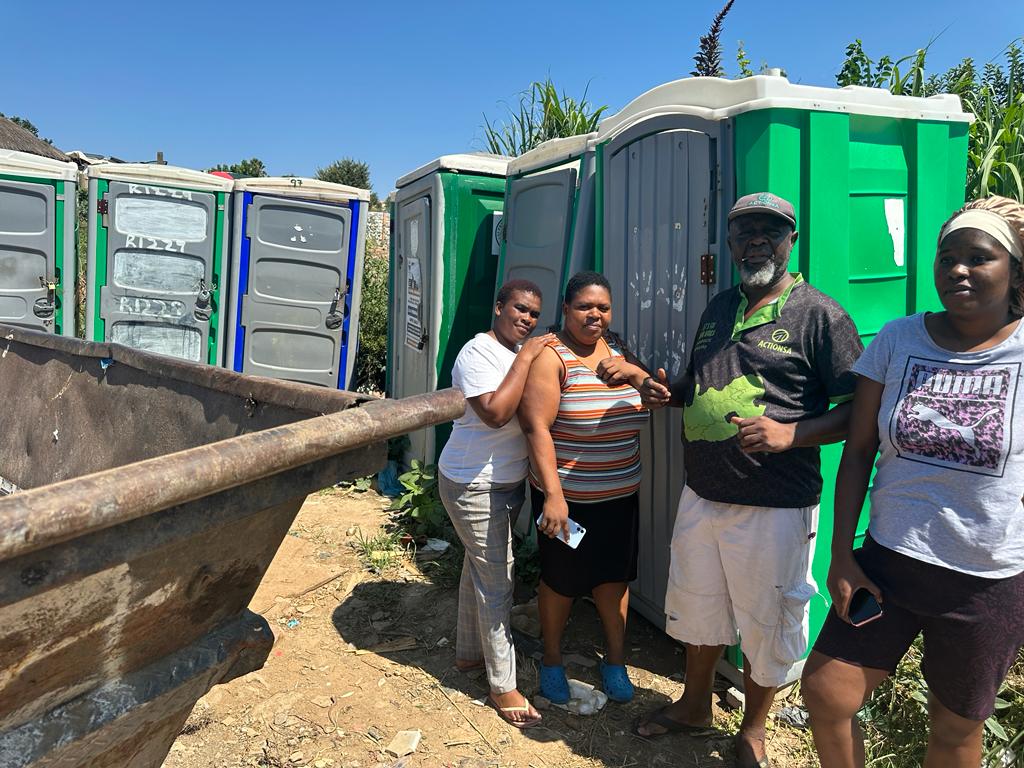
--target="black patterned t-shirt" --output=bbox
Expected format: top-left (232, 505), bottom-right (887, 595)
top-left (682, 274), bottom-right (863, 508)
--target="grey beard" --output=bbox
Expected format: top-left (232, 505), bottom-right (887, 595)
top-left (739, 259), bottom-right (779, 288)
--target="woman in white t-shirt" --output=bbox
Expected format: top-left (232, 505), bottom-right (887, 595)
top-left (438, 279), bottom-right (553, 729)
top-left (802, 196), bottom-right (1024, 767)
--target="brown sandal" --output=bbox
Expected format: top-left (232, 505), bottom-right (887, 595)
top-left (632, 706), bottom-right (719, 739)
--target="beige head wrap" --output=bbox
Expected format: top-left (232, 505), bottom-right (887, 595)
top-left (940, 209), bottom-right (1024, 261)
top-left (939, 195), bottom-right (1024, 262)
top-left (938, 196), bottom-right (1024, 316)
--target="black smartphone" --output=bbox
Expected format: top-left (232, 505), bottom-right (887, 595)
top-left (848, 588), bottom-right (883, 627)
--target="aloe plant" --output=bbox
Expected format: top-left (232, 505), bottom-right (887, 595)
top-left (482, 79), bottom-right (607, 157)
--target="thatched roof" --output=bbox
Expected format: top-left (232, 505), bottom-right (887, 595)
top-left (0, 117), bottom-right (69, 162)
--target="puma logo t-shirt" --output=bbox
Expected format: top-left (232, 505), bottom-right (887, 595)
top-left (858, 313), bottom-right (1024, 577)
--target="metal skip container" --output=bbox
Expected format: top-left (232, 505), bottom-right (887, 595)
top-left (388, 153), bottom-right (509, 464)
top-left (0, 325), bottom-right (464, 767)
top-left (225, 177), bottom-right (370, 389)
top-left (0, 150), bottom-right (79, 336)
top-left (85, 163), bottom-right (234, 365)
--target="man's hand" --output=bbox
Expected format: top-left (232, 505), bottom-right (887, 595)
top-left (640, 368), bottom-right (672, 409)
top-left (730, 415), bottom-right (796, 453)
top-left (827, 551), bottom-right (883, 624)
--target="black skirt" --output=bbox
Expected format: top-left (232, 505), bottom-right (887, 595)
top-left (531, 485), bottom-right (640, 597)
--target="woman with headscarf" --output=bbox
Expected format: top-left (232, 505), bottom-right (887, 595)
top-left (801, 196), bottom-right (1024, 767)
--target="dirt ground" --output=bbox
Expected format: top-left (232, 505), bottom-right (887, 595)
top-left (162, 488), bottom-right (817, 768)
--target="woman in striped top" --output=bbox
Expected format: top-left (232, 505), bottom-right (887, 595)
top-left (519, 271), bottom-right (651, 705)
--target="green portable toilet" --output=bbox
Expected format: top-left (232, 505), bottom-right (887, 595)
top-left (388, 153), bottom-right (509, 465)
top-left (498, 134), bottom-right (597, 331)
top-left (596, 74), bottom-right (971, 682)
top-left (86, 163), bottom-right (233, 365)
top-left (0, 150), bottom-right (79, 336)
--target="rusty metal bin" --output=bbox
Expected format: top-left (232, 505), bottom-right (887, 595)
top-left (0, 325), bottom-right (463, 768)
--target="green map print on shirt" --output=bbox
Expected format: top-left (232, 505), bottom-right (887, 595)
top-left (684, 374), bottom-right (766, 442)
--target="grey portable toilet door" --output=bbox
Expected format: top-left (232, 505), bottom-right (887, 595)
top-left (397, 196), bottom-right (431, 381)
top-left (101, 181), bottom-right (217, 362)
top-left (395, 195), bottom-right (433, 459)
top-left (0, 178), bottom-right (58, 332)
top-left (241, 195), bottom-right (351, 387)
top-left (502, 167), bottom-right (576, 330)
top-left (604, 127), bottom-right (713, 626)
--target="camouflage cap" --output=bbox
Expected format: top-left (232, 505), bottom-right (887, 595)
top-left (728, 192), bottom-right (797, 227)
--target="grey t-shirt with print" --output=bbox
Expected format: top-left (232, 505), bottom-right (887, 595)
top-left (856, 313), bottom-right (1024, 577)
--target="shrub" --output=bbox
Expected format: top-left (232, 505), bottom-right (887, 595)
top-left (836, 38), bottom-right (1024, 202)
top-left (352, 229), bottom-right (388, 394)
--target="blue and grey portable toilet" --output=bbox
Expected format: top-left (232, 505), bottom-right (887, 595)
top-left (0, 150), bottom-right (79, 336)
top-left (86, 163), bottom-right (233, 364)
top-left (498, 134), bottom-right (597, 331)
top-left (225, 177), bottom-right (370, 388)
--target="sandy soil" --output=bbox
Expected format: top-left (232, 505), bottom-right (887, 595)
top-left (162, 487), bottom-right (817, 768)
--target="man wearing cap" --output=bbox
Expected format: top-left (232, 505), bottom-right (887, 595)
top-left (632, 193), bottom-right (863, 768)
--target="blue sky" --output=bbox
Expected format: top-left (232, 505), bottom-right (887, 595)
top-left (3, 1), bottom-right (1020, 196)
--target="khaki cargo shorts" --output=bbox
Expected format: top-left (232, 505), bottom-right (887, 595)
top-left (664, 485), bottom-right (818, 687)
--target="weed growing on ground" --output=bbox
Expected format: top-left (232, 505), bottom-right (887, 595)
top-left (334, 476), bottom-right (373, 495)
top-left (388, 461), bottom-right (449, 539)
top-left (858, 641), bottom-right (1024, 767)
top-left (351, 528), bottom-right (404, 574)
top-left (512, 530), bottom-right (541, 590)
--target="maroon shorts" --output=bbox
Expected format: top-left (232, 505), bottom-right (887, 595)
top-left (813, 535), bottom-right (1024, 721)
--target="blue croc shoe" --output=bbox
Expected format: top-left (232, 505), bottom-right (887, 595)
top-left (539, 663), bottom-right (570, 704)
top-left (601, 661), bottom-right (634, 703)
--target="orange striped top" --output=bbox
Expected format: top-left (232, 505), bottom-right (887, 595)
top-left (530, 338), bottom-right (648, 503)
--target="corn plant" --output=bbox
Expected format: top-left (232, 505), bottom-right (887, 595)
top-left (482, 79), bottom-right (607, 157)
top-left (837, 38), bottom-right (1024, 202)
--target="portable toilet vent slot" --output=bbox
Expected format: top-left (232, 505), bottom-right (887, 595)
top-left (0, 150), bottom-right (79, 336)
top-left (225, 177), bottom-right (370, 389)
top-left (86, 163), bottom-right (233, 364)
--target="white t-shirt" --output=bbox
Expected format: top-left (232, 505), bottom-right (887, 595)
top-left (856, 314), bottom-right (1024, 577)
top-left (438, 333), bottom-right (529, 485)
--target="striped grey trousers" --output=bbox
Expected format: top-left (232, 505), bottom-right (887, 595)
top-left (438, 472), bottom-right (525, 694)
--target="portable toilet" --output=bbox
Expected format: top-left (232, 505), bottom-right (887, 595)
top-left (0, 150), bottom-right (79, 336)
top-left (224, 177), bottom-right (369, 389)
top-left (595, 75), bottom-right (971, 680)
top-left (85, 163), bottom-right (233, 365)
top-left (388, 153), bottom-right (509, 465)
top-left (499, 133), bottom-right (597, 331)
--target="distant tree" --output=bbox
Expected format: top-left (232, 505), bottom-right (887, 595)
top-left (0, 113), bottom-right (53, 145)
top-left (210, 157), bottom-right (268, 178)
top-left (316, 158), bottom-right (378, 206)
top-left (691, 0), bottom-right (736, 77)
top-left (482, 78), bottom-right (607, 157)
